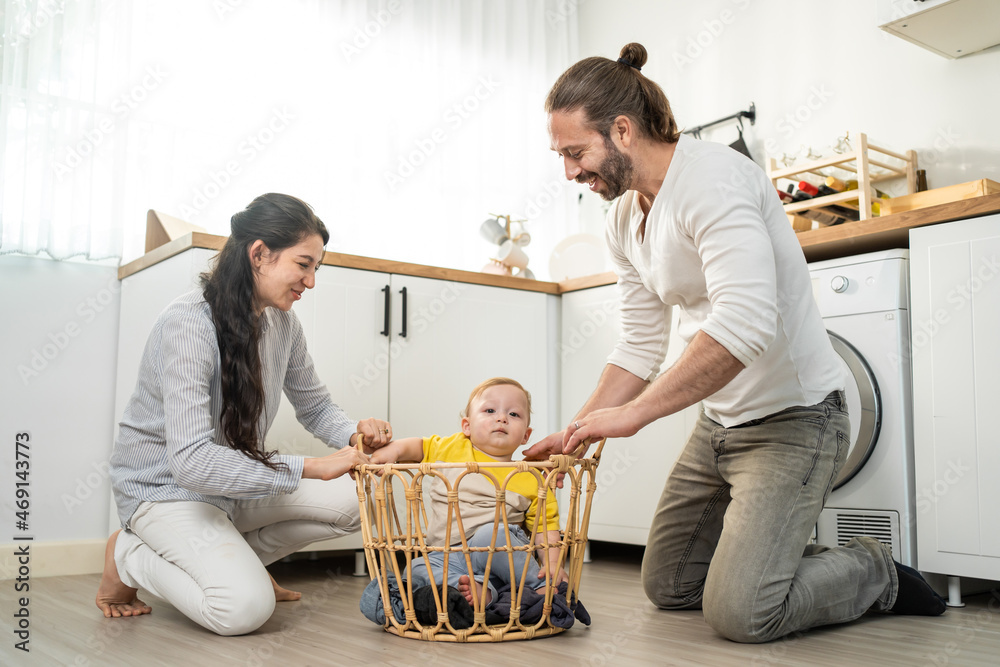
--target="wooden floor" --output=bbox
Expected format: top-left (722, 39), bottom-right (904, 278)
top-left (4, 543), bottom-right (999, 667)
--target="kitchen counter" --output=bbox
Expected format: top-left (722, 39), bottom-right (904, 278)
top-left (796, 191), bottom-right (1000, 263)
top-left (117, 230), bottom-right (616, 294)
top-left (119, 191), bottom-right (1000, 292)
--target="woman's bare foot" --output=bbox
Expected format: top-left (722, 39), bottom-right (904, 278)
top-left (270, 573), bottom-right (301, 602)
top-left (95, 530), bottom-right (152, 618)
top-left (457, 575), bottom-right (491, 607)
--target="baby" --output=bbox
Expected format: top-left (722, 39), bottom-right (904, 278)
top-left (370, 377), bottom-right (564, 612)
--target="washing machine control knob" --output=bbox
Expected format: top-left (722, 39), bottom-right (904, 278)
top-left (831, 275), bottom-right (849, 293)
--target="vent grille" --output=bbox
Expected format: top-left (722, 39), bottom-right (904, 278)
top-left (816, 509), bottom-right (901, 561)
top-left (835, 513), bottom-right (893, 551)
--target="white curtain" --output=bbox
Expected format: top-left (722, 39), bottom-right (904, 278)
top-left (1, 0), bottom-right (583, 277)
top-left (1, 0), bottom-right (133, 260)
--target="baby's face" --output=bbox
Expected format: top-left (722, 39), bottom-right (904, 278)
top-left (462, 384), bottom-right (532, 460)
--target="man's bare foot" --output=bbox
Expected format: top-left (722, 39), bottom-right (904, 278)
top-left (95, 530), bottom-right (152, 618)
top-left (457, 575), bottom-right (491, 607)
top-left (270, 573), bottom-right (301, 602)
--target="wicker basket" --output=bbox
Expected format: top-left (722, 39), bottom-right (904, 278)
top-left (354, 439), bottom-right (606, 642)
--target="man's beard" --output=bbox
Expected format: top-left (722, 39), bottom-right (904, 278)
top-left (577, 135), bottom-right (636, 201)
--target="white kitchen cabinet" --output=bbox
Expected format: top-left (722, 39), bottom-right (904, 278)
top-left (560, 284), bottom-right (699, 545)
top-left (384, 275), bottom-right (555, 442)
top-left (270, 272), bottom-right (556, 454)
top-left (910, 214), bottom-right (1000, 580)
top-left (877, 0), bottom-right (1000, 59)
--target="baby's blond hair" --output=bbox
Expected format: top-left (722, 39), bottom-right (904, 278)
top-left (462, 377), bottom-right (532, 426)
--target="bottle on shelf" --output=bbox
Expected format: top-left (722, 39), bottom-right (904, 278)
top-left (825, 176), bottom-right (888, 216)
top-left (796, 181), bottom-right (860, 220)
top-left (785, 186), bottom-right (848, 226)
top-left (916, 169), bottom-right (928, 192)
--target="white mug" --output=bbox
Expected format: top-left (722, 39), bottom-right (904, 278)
top-left (497, 239), bottom-right (529, 270)
top-left (479, 218), bottom-right (508, 246)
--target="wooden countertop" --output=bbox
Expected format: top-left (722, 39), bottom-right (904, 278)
top-left (118, 231), bottom-right (581, 294)
top-left (797, 191), bottom-right (1000, 263)
top-left (119, 193), bottom-right (1000, 292)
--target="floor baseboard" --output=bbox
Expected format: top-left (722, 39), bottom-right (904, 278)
top-left (2, 538), bottom-right (105, 579)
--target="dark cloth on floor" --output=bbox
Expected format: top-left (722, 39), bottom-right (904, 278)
top-left (485, 581), bottom-right (591, 629)
top-left (360, 574), bottom-right (406, 625)
top-left (360, 576), bottom-right (590, 629)
top-left (413, 585), bottom-right (475, 629)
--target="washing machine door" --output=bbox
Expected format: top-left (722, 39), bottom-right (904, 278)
top-left (828, 331), bottom-right (882, 490)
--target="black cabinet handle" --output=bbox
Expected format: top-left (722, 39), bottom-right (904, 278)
top-left (399, 286), bottom-right (407, 338)
top-left (380, 285), bottom-right (390, 337)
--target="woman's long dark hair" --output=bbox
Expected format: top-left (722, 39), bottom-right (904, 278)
top-left (199, 193), bottom-right (329, 469)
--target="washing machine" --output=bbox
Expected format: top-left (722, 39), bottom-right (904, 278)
top-left (809, 249), bottom-right (917, 567)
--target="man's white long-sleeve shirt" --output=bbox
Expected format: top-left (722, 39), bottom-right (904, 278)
top-left (605, 135), bottom-right (844, 427)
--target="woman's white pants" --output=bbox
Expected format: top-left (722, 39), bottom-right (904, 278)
top-left (113, 476), bottom-right (360, 636)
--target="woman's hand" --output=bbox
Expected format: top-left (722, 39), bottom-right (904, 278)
top-left (351, 418), bottom-right (393, 452)
top-left (302, 446), bottom-right (371, 481)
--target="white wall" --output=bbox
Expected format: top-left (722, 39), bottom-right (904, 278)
top-left (575, 0), bottom-right (999, 231)
top-left (0, 257), bottom-right (120, 576)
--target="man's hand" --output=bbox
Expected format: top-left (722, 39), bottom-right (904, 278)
top-left (564, 404), bottom-right (643, 454)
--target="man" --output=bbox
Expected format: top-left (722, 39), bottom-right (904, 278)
top-left (525, 42), bottom-right (945, 643)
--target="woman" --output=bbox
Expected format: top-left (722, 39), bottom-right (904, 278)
top-left (96, 193), bottom-right (391, 635)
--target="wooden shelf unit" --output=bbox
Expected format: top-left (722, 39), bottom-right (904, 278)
top-left (768, 132), bottom-right (918, 224)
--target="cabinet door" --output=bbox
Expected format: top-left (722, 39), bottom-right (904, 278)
top-left (387, 275), bottom-right (556, 448)
top-left (560, 285), bottom-right (698, 545)
top-left (266, 267), bottom-right (390, 458)
top-left (911, 214), bottom-right (1000, 578)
